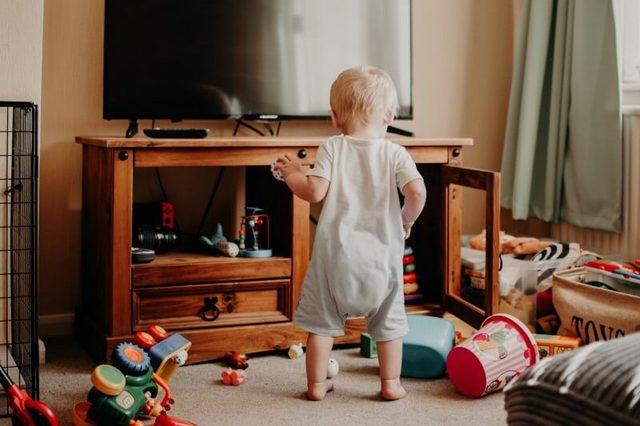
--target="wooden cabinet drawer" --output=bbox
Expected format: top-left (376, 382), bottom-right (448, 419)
top-left (132, 279), bottom-right (291, 331)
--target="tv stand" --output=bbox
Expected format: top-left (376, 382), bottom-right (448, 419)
top-left (75, 135), bottom-right (500, 363)
top-left (126, 119), bottom-right (139, 138)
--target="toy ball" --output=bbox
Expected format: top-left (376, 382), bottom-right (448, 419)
top-left (221, 368), bottom-right (247, 386)
top-left (271, 161), bottom-right (285, 182)
top-left (173, 349), bottom-right (189, 366)
top-left (288, 343), bottom-right (304, 359)
top-left (327, 358), bottom-right (339, 378)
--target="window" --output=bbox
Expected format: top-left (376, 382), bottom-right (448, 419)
top-left (615, 0), bottom-right (640, 102)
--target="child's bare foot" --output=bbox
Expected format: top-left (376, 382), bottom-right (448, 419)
top-left (307, 381), bottom-right (334, 401)
top-left (381, 379), bottom-right (407, 401)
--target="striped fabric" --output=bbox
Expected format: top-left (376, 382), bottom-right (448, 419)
top-left (504, 332), bottom-right (640, 425)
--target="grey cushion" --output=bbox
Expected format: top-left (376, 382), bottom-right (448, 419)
top-left (504, 332), bottom-right (640, 425)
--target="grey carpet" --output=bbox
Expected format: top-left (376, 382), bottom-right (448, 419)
top-left (14, 338), bottom-right (506, 425)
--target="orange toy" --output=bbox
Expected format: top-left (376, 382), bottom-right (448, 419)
top-left (134, 331), bottom-right (157, 349)
top-left (223, 351), bottom-right (249, 369)
top-left (221, 369), bottom-right (247, 386)
top-left (148, 325), bottom-right (170, 342)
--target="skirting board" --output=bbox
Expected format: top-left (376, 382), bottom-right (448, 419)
top-left (39, 312), bottom-right (74, 337)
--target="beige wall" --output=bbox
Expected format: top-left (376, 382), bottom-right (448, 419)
top-left (40, 0), bottom-right (514, 321)
top-left (0, 0), bottom-right (44, 343)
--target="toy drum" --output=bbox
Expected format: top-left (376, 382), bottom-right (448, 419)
top-left (446, 313), bottom-right (538, 398)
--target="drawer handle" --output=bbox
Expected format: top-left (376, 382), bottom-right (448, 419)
top-left (297, 149), bottom-right (307, 159)
top-left (200, 296), bottom-right (220, 321)
top-left (222, 293), bottom-right (235, 313)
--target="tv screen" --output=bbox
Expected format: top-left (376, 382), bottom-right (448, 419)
top-left (104, 0), bottom-right (412, 120)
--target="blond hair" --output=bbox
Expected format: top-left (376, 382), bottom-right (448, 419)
top-left (330, 65), bottom-right (399, 126)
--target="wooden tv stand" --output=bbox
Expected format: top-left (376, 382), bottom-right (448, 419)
top-left (76, 135), bottom-right (500, 364)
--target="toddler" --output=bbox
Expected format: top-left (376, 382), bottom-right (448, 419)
top-left (274, 66), bottom-right (427, 401)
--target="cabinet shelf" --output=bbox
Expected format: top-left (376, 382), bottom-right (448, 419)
top-left (132, 252), bottom-right (292, 287)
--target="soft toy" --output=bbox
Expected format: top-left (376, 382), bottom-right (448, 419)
top-left (469, 230), bottom-right (516, 251)
top-left (199, 223), bottom-right (239, 257)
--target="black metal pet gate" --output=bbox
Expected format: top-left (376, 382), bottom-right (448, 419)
top-left (0, 102), bottom-right (39, 417)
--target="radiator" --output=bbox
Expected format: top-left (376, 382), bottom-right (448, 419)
top-left (552, 107), bottom-right (640, 259)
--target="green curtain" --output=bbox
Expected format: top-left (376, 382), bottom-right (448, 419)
top-left (501, 0), bottom-right (622, 232)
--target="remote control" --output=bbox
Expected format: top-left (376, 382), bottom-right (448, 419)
top-left (143, 128), bottom-right (209, 139)
top-left (132, 247), bottom-right (156, 264)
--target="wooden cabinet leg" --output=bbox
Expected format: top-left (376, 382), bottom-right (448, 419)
top-left (111, 149), bottom-right (133, 335)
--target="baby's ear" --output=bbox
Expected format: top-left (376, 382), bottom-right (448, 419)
top-left (330, 109), bottom-right (342, 130)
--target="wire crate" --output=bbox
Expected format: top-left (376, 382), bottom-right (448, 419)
top-left (0, 102), bottom-right (39, 417)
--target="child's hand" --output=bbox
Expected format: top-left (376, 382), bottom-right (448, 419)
top-left (275, 154), bottom-right (304, 180)
top-left (403, 222), bottom-right (413, 239)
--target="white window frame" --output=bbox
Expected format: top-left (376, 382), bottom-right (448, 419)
top-left (615, 0), bottom-right (640, 104)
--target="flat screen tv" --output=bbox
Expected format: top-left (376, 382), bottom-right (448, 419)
top-left (103, 0), bottom-right (412, 120)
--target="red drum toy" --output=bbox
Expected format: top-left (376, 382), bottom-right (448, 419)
top-left (446, 313), bottom-right (538, 398)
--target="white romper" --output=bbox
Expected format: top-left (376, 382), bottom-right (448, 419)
top-left (293, 134), bottom-right (423, 341)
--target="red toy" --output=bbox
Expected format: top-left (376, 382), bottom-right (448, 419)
top-left (148, 325), bottom-right (170, 342)
top-left (223, 351), bottom-right (249, 369)
top-left (0, 365), bottom-right (58, 426)
top-left (134, 331), bottom-right (157, 349)
top-left (153, 412), bottom-right (198, 426)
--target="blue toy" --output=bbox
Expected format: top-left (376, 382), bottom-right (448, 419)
top-left (238, 207), bottom-right (272, 258)
top-left (401, 315), bottom-right (455, 379)
top-left (199, 223), bottom-right (240, 257)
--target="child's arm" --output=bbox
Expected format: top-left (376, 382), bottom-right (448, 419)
top-left (400, 179), bottom-right (426, 239)
top-left (275, 154), bottom-right (330, 203)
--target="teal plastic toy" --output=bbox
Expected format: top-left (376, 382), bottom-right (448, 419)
top-left (401, 315), bottom-right (455, 379)
top-left (360, 333), bottom-right (377, 358)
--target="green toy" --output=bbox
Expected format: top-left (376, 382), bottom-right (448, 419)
top-left (360, 333), bottom-right (377, 358)
top-left (85, 343), bottom-right (174, 425)
top-left (87, 367), bottom-right (158, 425)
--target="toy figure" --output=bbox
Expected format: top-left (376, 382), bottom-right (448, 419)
top-left (221, 369), bottom-right (247, 386)
top-left (288, 343), bottom-right (304, 359)
top-left (238, 207), bottom-right (272, 258)
top-left (223, 351), bottom-right (249, 369)
top-left (199, 223), bottom-right (239, 257)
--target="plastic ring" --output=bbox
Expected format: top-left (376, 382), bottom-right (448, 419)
top-left (91, 365), bottom-right (125, 396)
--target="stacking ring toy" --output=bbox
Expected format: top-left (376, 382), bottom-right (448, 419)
top-left (91, 364), bottom-right (125, 396)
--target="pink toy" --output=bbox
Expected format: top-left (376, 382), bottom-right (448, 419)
top-left (221, 369), bottom-right (246, 386)
top-left (446, 313), bottom-right (538, 398)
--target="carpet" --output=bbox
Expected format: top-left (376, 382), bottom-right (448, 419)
top-left (19, 338), bottom-right (506, 425)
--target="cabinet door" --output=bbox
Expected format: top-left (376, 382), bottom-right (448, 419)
top-left (440, 165), bottom-right (500, 329)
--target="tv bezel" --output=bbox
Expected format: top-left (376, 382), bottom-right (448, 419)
top-left (102, 0), bottom-right (413, 121)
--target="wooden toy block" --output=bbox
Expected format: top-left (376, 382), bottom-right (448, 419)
top-left (360, 333), bottom-right (377, 358)
top-left (534, 334), bottom-right (580, 359)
